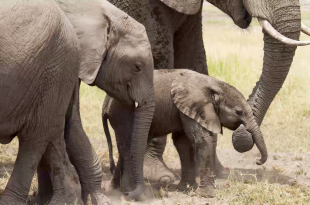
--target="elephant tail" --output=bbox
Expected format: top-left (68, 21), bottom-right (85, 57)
top-left (102, 112), bottom-right (116, 174)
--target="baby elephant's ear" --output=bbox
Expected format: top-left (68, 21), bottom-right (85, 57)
top-left (171, 72), bottom-right (222, 134)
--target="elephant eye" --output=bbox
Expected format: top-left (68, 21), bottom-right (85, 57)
top-left (235, 106), bottom-right (243, 116)
top-left (133, 63), bottom-right (142, 73)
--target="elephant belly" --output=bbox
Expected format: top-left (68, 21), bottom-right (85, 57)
top-left (149, 105), bottom-right (182, 136)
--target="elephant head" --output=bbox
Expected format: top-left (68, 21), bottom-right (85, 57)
top-left (171, 70), bottom-right (267, 165)
top-left (232, 0), bottom-right (310, 142)
top-left (207, 0), bottom-right (252, 28)
top-left (57, 0), bottom-right (155, 199)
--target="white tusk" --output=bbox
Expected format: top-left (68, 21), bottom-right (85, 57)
top-left (135, 102), bottom-right (138, 108)
top-left (301, 23), bottom-right (310, 36)
top-left (258, 18), bottom-right (310, 46)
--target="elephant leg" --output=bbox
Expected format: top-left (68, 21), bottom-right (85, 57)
top-left (172, 131), bottom-right (197, 191)
top-left (108, 99), bottom-right (135, 194)
top-left (34, 160), bottom-right (53, 205)
top-left (195, 133), bottom-right (217, 198)
top-left (0, 127), bottom-right (49, 205)
top-left (117, 136), bottom-right (133, 193)
top-left (110, 155), bottom-right (122, 190)
top-left (181, 115), bottom-right (216, 198)
top-left (65, 82), bottom-right (109, 205)
top-left (34, 135), bottom-right (82, 205)
top-left (173, 5), bottom-right (208, 75)
top-left (144, 136), bottom-right (175, 185)
top-left (215, 152), bottom-right (230, 178)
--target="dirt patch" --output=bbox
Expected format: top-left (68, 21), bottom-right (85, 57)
top-left (98, 148), bottom-right (310, 204)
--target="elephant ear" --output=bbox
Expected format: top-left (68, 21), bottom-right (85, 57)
top-left (171, 71), bottom-right (222, 134)
top-left (159, 0), bottom-right (202, 15)
top-left (63, 0), bottom-right (110, 85)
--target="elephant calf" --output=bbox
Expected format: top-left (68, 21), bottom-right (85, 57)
top-left (103, 69), bottom-right (268, 198)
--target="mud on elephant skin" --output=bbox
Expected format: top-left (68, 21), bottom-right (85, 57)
top-left (103, 69), bottom-right (268, 198)
top-left (33, 0), bottom-right (155, 203)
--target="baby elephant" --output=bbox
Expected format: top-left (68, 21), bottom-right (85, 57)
top-left (103, 69), bottom-right (267, 198)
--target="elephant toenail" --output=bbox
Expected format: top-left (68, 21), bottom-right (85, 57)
top-left (159, 176), bottom-right (173, 185)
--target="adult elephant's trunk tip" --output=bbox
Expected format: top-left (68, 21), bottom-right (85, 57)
top-left (248, 123), bottom-right (268, 165)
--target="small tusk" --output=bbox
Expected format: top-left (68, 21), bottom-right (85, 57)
top-left (301, 23), bottom-right (310, 36)
top-left (258, 18), bottom-right (310, 46)
top-left (135, 102), bottom-right (138, 108)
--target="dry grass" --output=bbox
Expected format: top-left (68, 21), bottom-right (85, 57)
top-left (0, 2), bottom-right (310, 204)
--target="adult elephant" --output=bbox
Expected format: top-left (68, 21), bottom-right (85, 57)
top-left (0, 0), bottom-right (82, 204)
top-left (32, 0), bottom-right (155, 204)
top-left (106, 0), bottom-right (310, 185)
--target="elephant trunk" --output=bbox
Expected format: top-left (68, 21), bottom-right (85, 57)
top-left (125, 95), bottom-right (155, 200)
top-left (246, 116), bottom-right (268, 165)
top-left (248, 6), bottom-right (300, 126)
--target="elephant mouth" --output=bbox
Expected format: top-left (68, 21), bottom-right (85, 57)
top-left (234, 10), bottom-right (252, 29)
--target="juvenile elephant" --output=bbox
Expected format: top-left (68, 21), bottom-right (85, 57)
top-left (107, 0), bottom-right (310, 186)
top-left (102, 69), bottom-right (267, 198)
top-left (32, 0), bottom-right (155, 204)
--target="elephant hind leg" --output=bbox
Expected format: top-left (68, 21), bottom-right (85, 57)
top-left (110, 156), bottom-right (121, 190)
top-left (172, 131), bottom-right (197, 191)
top-left (143, 136), bottom-right (175, 186)
top-left (45, 136), bottom-right (82, 205)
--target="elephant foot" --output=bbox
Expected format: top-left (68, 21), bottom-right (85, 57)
top-left (82, 192), bottom-right (111, 205)
top-left (144, 155), bottom-right (175, 185)
top-left (124, 184), bottom-right (145, 202)
top-left (195, 185), bottom-right (215, 198)
top-left (177, 180), bottom-right (198, 192)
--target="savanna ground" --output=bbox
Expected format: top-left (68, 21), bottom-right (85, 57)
top-left (2, 2), bottom-right (310, 205)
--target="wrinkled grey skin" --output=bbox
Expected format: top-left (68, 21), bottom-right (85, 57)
top-left (34, 0), bottom-right (155, 204)
top-left (0, 0), bottom-right (81, 204)
top-left (107, 0), bottom-right (252, 186)
top-left (233, 0), bottom-right (303, 157)
top-left (103, 69), bottom-right (267, 198)
top-left (107, 0), bottom-right (304, 185)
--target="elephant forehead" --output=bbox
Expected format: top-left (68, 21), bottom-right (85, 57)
top-left (159, 0), bottom-right (202, 15)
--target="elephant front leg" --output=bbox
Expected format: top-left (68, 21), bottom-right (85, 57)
top-left (172, 131), bottom-right (197, 191)
top-left (195, 132), bottom-right (217, 198)
top-left (65, 82), bottom-right (108, 205)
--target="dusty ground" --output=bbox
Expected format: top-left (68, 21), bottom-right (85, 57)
top-left (96, 146), bottom-right (310, 205)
